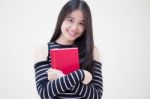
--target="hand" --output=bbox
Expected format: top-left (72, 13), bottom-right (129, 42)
top-left (47, 68), bottom-right (65, 80)
top-left (82, 70), bottom-right (92, 84)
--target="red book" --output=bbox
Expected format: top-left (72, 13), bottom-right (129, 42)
top-left (50, 47), bottom-right (80, 74)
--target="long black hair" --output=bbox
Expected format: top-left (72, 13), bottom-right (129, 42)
top-left (50, 0), bottom-right (94, 72)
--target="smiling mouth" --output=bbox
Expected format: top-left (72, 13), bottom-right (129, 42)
top-left (68, 32), bottom-right (78, 37)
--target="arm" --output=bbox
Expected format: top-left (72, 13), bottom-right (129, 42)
top-left (34, 44), bottom-right (85, 99)
top-left (71, 46), bottom-right (103, 99)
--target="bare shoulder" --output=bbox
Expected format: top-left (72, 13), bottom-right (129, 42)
top-left (34, 43), bottom-right (48, 63)
top-left (93, 45), bottom-right (102, 62)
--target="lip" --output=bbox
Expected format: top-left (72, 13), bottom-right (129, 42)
top-left (68, 31), bottom-right (77, 37)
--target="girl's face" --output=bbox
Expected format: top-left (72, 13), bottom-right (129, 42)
top-left (60, 9), bottom-right (85, 43)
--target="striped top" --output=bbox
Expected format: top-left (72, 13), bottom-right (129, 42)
top-left (34, 42), bottom-right (103, 99)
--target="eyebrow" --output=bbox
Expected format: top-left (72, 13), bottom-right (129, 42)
top-left (66, 16), bottom-right (85, 22)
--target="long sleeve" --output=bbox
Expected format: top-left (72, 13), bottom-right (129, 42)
top-left (71, 61), bottom-right (103, 99)
top-left (34, 60), bottom-right (85, 99)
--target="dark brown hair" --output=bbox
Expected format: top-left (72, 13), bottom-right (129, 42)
top-left (50, 0), bottom-right (94, 72)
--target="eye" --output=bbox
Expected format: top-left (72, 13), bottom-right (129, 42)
top-left (79, 22), bottom-right (84, 26)
top-left (67, 18), bottom-right (73, 23)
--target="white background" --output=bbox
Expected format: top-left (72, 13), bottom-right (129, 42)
top-left (0, 0), bottom-right (150, 99)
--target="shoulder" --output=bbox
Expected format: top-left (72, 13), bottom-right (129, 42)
top-left (34, 43), bottom-right (48, 64)
top-left (93, 45), bottom-right (103, 63)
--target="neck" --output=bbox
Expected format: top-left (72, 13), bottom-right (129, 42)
top-left (56, 37), bottom-right (74, 45)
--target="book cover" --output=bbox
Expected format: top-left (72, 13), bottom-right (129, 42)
top-left (50, 47), bottom-right (80, 74)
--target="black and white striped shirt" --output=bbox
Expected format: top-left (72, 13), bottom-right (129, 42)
top-left (34, 42), bottom-right (103, 99)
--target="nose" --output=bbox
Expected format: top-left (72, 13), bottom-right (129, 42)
top-left (70, 23), bottom-right (78, 33)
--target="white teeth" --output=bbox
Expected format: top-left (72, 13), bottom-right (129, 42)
top-left (69, 32), bottom-right (76, 37)
top-left (70, 32), bottom-right (76, 34)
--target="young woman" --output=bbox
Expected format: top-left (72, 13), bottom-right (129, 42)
top-left (34, 0), bottom-right (103, 99)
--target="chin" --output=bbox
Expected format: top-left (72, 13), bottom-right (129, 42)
top-left (66, 36), bottom-right (78, 41)
top-left (67, 38), bottom-right (76, 42)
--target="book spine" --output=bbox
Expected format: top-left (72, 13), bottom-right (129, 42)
top-left (53, 53), bottom-right (55, 68)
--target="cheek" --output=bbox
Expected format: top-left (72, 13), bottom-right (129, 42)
top-left (78, 30), bottom-right (84, 37)
top-left (79, 27), bottom-right (84, 34)
top-left (61, 23), bottom-right (66, 31)
top-left (61, 22), bottom-right (70, 31)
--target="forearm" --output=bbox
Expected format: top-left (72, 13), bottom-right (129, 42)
top-left (34, 61), bottom-right (85, 98)
top-left (71, 82), bottom-right (102, 99)
top-left (71, 61), bottom-right (103, 99)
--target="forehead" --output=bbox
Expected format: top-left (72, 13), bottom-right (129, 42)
top-left (66, 9), bottom-right (85, 21)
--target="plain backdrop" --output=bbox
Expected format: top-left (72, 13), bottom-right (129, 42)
top-left (0, 0), bottom-right (150, 99)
